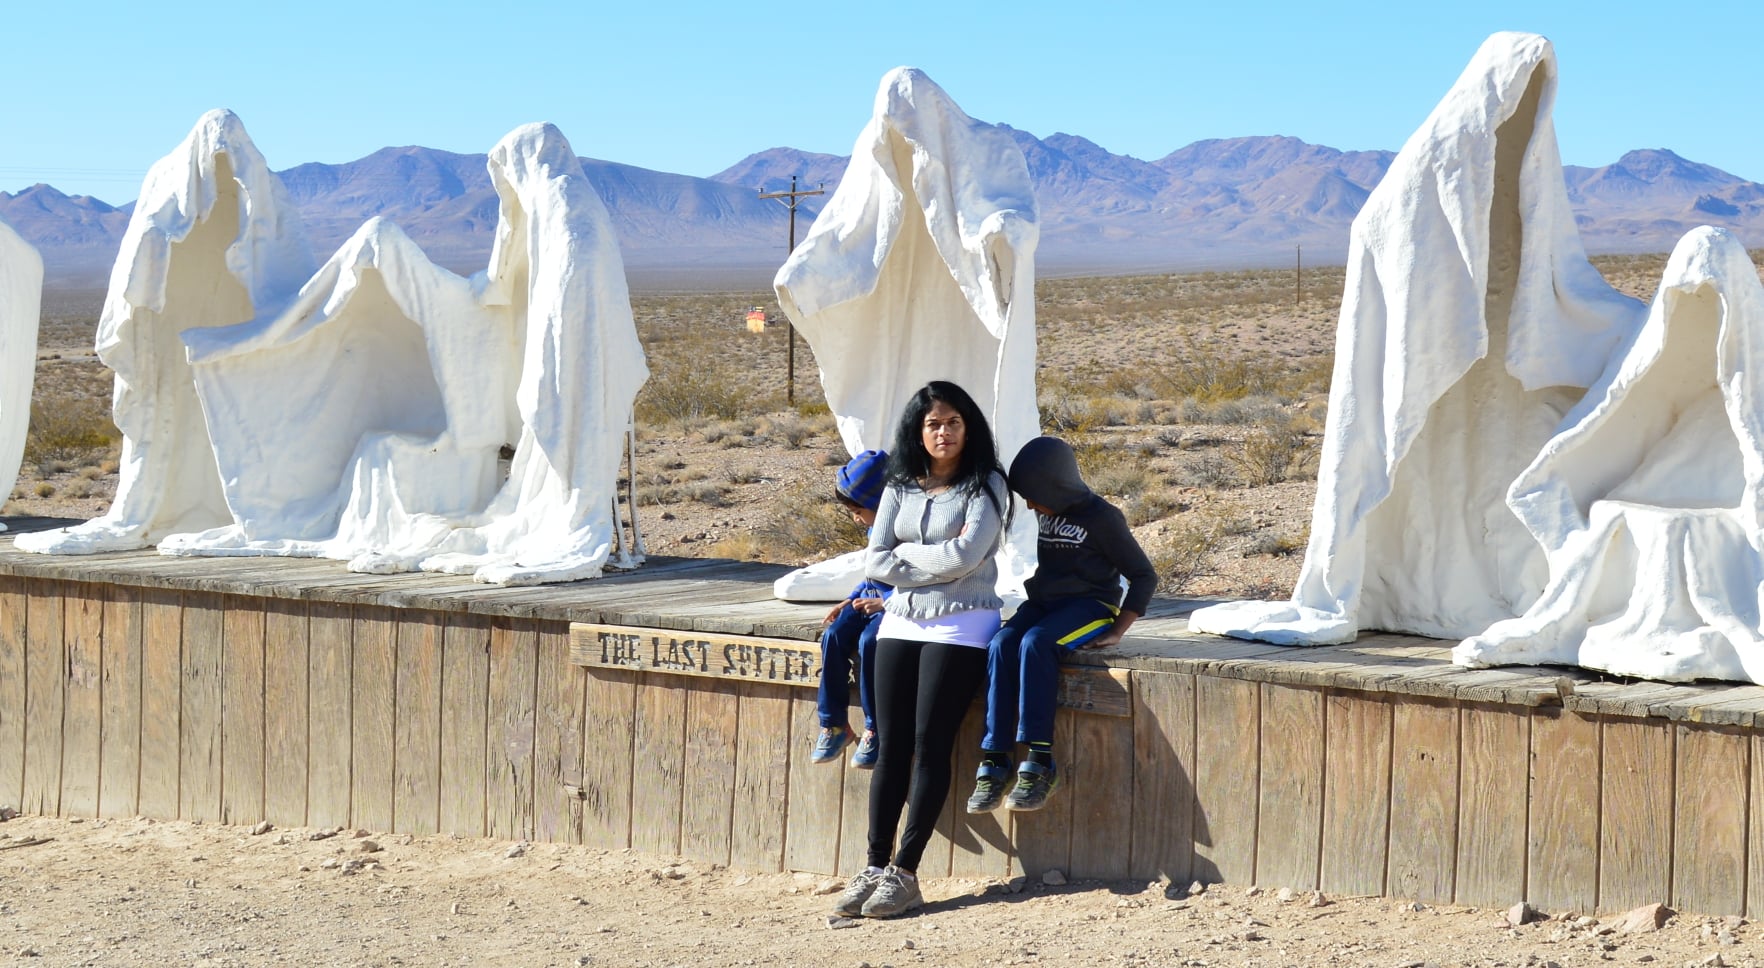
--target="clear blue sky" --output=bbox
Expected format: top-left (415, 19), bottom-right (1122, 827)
top-left (4, 0), bottom-right (1760, 202)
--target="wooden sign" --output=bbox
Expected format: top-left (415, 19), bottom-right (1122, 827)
top-left (567, 622), bottom-right (1132, 717)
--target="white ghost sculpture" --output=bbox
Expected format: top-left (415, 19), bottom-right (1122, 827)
top-left (16, 110), bottom-right (315, 554)
top-left (0, 217), bottom-right (43, 529)
top-left (157, 216), bottom-right (515, 563)
top-left (1188, 32), bottom-right (1646, 645)
top-left (391, 123), bottom-right (649, 585)
top-left (1457, 228), bottom-right (1764, 682)
top-left (156, 122), bottom-right (646, 585)
top-left (772, 67), bottom-right (1040, 598)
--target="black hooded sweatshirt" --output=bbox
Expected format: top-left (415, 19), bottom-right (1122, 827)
top-left (1008, 436), bottom-right (1158, 617)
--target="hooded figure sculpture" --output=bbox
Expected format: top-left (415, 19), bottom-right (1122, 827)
top-left (772, 67), bottom-right (1040, 597)
top-left (17, 110), bottom-right (315, 555)
top-left (1457, 228), bottom-right (1764, 683)
top-left (0, 217), bottom-right (42, 529)
top-left (1189, 32), bottom-right (1645, 645)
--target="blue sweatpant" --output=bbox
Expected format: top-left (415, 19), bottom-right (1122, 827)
top-left (817, 605), bottom-right (882, 731)
top-left (982, 597), bottom-right (1118, 750)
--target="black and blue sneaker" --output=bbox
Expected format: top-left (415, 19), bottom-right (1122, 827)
top-left (1006, 760), bottom-right (1059, 812)
top-left (965, 760), bottom-right (1011, 813)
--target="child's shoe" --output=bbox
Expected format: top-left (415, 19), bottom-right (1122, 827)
top-left (1005, 760), bottom-right (1059, 812)
top-left (812, 725), bottom-right (853, 764)
top-left (851, 729), bottom-right (879, 769)
top-left (860, 865), bottom-right (923, 918)
top-left (965, 760), bottom-right (1011, 813)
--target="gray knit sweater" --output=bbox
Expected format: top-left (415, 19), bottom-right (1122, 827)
top-left (864, 472), bottom-right (1006, 619)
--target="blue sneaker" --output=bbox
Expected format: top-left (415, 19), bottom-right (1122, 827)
top-left (851, 729), bottom-right (878, 769)
top-left (1006, 760), bottom-right (1059, 812)
top-left (812, 725), bottom-right (853, 764)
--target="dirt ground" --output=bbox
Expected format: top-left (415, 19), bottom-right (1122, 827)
top-left (0, 813), bottom-right (1752, 968)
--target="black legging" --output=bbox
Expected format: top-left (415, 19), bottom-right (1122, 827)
top-left (866, 637), bottom-right (988, 872)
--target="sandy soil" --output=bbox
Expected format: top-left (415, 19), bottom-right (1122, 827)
top-left (0, 813), bottom-right (1752, 968)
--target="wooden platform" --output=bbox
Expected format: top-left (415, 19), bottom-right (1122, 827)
top-left (3, 532), bottom-right (1764, 918)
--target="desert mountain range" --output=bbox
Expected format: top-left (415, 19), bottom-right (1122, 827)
top-left (4, 129), bottom-right (1761, 288)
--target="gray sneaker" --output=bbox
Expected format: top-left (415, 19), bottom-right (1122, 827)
top-left (965, 760), bottom-right (1010, 814)
top-left (833, 867), bottom-right (886, 916)
top-left (860, 865), bottom-right (924, 918)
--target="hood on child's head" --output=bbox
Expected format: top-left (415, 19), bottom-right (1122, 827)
top-left (1008, 436), bottom-right (1092, 515)
top-left (837, 449), bottom-right (890, 511)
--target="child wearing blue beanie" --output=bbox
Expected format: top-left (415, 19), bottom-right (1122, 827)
top-left (812, 449), bottom-right (892, 767)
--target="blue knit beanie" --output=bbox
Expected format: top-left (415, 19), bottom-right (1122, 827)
top-left (836, 449), bottom-right (889, 511)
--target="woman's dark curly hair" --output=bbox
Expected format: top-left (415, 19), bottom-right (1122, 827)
top-left (885, 381), bottom-right (1009, 521)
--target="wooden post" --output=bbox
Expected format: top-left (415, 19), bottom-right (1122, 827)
top-left (759, 175), bottom-right (825, 406)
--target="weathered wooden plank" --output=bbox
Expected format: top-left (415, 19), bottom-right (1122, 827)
top-left (730, 680), bottom-right (791, 871)
top-left (1130, 670), bottom-right (1196, 883)
top-left (1320, 692), bottom-right (1391, 897)
top-left (0, 586), bottom-right (26, 811)
top-left (631, 673), bottom-right (687, 856)
top-left (785, 691), bottom-right (845, 875)
top-left (178, 593), bottom-right (225, 822)
top-left (306, 602), bottom-right (353, 829)
top-left (485, 620), bottom-right (538, 842)
top-left (262, 599), bottom-right (309, 827)
top-left (98, 586), bottom-right (142, 818)
top-left (949, 704), bottom-right (1011, 879)
top-left (351, 606), bottom-right (397, 832)
top-left (1752, 734), bottom-right (1764, 921)
top-left (1256, 684), bottom-right (1324, 891)
top-left (1069, 705), bottom-right (1136, 880)
top-left (1672, 724), bottom-right (1746, 916)
top-left (1455, 702), bottom-right (1528, 909)
top-left (1527, 707), bottom-right (1600, 914)
top-left (22, 585), bottom-right (65, 815)
top-left (59, 587), bottom-right (104, 817)
top-left (581, 667), bottom-right (637, 850)
top-left (137, 587), bottom-right (181, 820)
top-left (220, 604), bottom-right (265, 824)
top-left (440, 614), bottom-right (491, 837)
top-left (532, 625), bottom-right (586, 845)
top-left (1013, 712), bottom-right (1076, 878)
top-left (1599, 717), bottom-right (1673, 912)
top-left (1386, 700), bottom-right (1458, 904)
top-left (679, 685), bottom-right (739, 866)
top-left (393, 611), bottom-right (445, 835)
top-left (837, 705), bottom-right (876, 876)
top-left (1191, 676), bottom-right (1259, 886)
top-left (572, 622), bottom-right (819, 688)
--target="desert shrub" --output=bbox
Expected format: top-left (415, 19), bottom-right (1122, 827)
top-left (761, 414), bottom-right (815, 447)
top-left (704, 532), bottom-right (766, 561)
top-left (1233, 425), bottom-right (1316, 486)
top-left (1086, 461), bottom-right (1152, 499)
top-left (33, 482), bottom-right (55, 498)
top-left (760, 483), bottom-right (866, 562)
top-left (1123, 488), bottom-right (1183, 527)
top-left (684, 482), bottom-right (729, 507)
top-left (1146, 508), bottom-right (1233, 593)
top-left (1243, 531), bottom-right (1307, 557)
top-left (724, 464), bottom-right (764, 485)
top-left (24, 392), bottom-right (117, 465)
top-left (636, 361), bottom-right (749, 425)
top-left (1176, 454), bottom-right (1237, 488)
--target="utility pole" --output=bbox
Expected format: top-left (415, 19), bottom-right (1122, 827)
top-left (1295, 244), bottom-right (1303, 308)
top-left (760, 175), bottom-right (824, 404)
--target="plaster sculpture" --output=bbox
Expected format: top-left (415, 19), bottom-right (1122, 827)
top-left (0, 217), bottom-right (43, 530)
top-left (1188, 32), bottom-right (1646, 644)
top-left (156, 216), bottom-right (516, 565)
top-left (772, 67), bottom-right (1040, 598)
top-left (16, 110), bottom-right (315, 554)
top-left (391, 122), bottom-right (649, 584)
top-left (159, 123), bottom-right (647, 585)
top-left (1456, 228), bottom-right (1764, 682)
